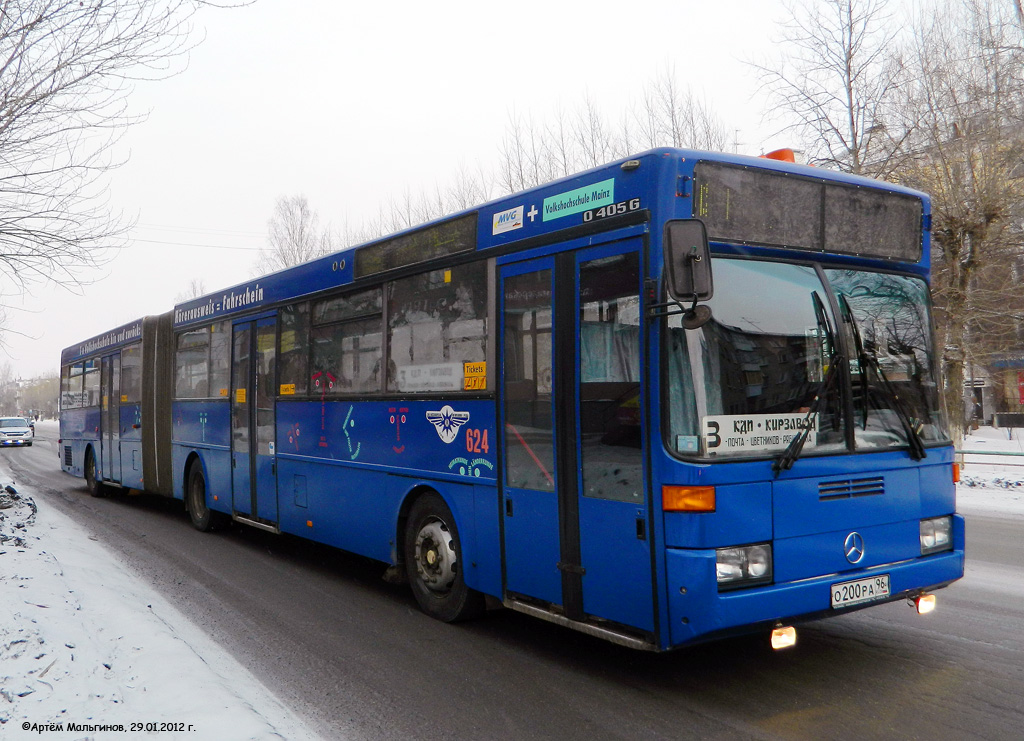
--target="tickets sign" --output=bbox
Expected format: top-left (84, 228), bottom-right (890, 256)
top-left (703, 413), bottom-right (818, 453)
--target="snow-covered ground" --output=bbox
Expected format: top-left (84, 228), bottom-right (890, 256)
top-left (0, 435), bottom-right (321, 740)
top-left (2, 425), bottom-right (1020, 741)
top-left (956, 425), bottom-right (1024, 519)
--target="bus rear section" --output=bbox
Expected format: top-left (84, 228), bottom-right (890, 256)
top-left (59, 314), bottom-right (174, 497)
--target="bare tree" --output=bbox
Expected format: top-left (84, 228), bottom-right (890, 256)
top-left (0, 361), bottom-right (14, 413)
top-left (497, 71), bottom-right (730, 195)
top-left (445, 161), bottom-right (494, 212)
top-left (0, 1), bottom-right (246, 340)
top-left (18, 373), bottom-right (58, 418)
top-left (175, 278), bottom-right (207, 302)
top-left (750, 0), bottom-right (912, 175)
top-left (343, 163), bottom-right (494, 247)
top-left (751, 0), bottom-right (1024, 438)
top-left (255, 195), bottom-right (335, 272)
top-left (498, 109), bottom-right (561, 193)
top-left (898, 0), bottom-right (1024, 438)
top-left (634, 69), bottom-right (730, 152)
top-left (320, 70), bottom-right (728, 261)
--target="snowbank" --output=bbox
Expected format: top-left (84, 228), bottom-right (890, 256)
top-left (0, 463), bottom-right (321, 741)
top-left (956, 426), bottom-right (1024, 520)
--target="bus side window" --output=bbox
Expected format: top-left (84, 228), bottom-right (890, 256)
top-left (63, 363), bottom-right (84, 409)
top-left (279, 303), bottom-right (310, 396)
top-left (311, 289), bottom-right (383, 395)
top-left (209, 321), bottom-right (231, 398)
top-left (83, 359), bottom-right (100, 407)
top-left (579, 253), bottom-right (644, 502)
top-left (175, 328), bottom-right (210, 398)
top-left (387, 261), bottom-right (487, 393)
top-left (121, 343), bottom-right (143, 403)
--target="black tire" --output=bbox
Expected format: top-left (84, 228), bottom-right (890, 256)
top-left (187, 461), bottom-right (227, 532)
top-left (84, 448), bottom-right (105, 498)
top-left (404, 492), bottom-right (484, 622)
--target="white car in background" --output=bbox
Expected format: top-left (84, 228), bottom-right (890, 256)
top-left (0, 417), bottom-right (33, 446)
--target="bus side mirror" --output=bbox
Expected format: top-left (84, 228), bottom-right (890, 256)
top-left (664, 220), bottom-right (713, 302)
top-left (664, 220), bottom-right (713, 328)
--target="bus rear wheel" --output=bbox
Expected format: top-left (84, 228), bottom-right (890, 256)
top-left (187, 462), bottom-right (227, 532)
top-left (85, 448), bottom-right (105, 498)
top-left (404, 492), bottom-right (484, 623)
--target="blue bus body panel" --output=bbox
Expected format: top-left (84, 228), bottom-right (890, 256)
top-left (274, 399), bottom-right (496, 478)
top-left (579, 496), bottom-right (656, 631)
top-left (169, 397), bottom-right (504, 594)
top-left (119, 403), bottom-right (143, 489)
top-left (503, 486), bottom-right (562, 604)
top-left (254, 453), bottom-right (277, 522)
top-left (60, 407), bottom-right (100, 479)
top-left (170, 446), bottom-right (232, 512)
top-left (171, 400), bottom-right (232, 507)
top-left (173, 400), bottom-right (231, 448)
top-left (233, 450), bottom-right (252, 515)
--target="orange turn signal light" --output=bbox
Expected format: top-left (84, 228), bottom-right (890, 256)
top-left (663, 485), bottom-right (716, 512)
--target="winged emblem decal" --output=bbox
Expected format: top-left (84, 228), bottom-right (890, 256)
top-left (426, 405), bottom-right (470, 444)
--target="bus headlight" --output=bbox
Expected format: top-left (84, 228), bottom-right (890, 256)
top-left (920, 516), bottom-right (952, 555)
top-left (717, 544), bottom-right (773, 590)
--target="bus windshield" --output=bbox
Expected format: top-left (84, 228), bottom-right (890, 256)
top-left (665, 258), bottom-right (948, 459)
top-left (827, 268), bottom-right (947, 450)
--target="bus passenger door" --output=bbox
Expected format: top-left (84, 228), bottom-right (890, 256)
top-left (500, 258), bottom-right (562, 607)
top-left (231, 317), bottom-right (279, 526)
top-left (573, 245), bottom-right (653, 632)
top-left (100, 353), bottom-right (121, 483)
top-left (499, 241), bottom-right (654, 634)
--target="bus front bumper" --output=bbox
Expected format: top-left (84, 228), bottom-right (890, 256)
top-left (664, 524), bottom-right (965, 649)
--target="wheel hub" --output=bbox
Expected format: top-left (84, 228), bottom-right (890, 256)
top-left (414, 518), bottom-right (456, 593)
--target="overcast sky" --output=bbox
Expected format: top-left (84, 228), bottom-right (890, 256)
top-left (2, 0), bottom-right (793, 379)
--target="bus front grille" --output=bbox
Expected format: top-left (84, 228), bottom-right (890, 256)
top-left (819, 476), bottom-right (885, 500)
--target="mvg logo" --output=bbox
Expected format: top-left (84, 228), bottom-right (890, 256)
top-left (492, 206), bottom-right (524, 235)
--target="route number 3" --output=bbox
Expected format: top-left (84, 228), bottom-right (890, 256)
top-left (705, 420), bottom-right (721, 449)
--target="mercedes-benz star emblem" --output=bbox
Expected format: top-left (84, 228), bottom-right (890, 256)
top-left (844, 532), bottom-right (865, 564)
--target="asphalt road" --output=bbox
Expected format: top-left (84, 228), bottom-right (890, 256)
top-left (5, 429), bottom-right (1023, 740)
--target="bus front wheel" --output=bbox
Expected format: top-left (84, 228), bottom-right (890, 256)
top-left (85, 449), bottom-right (105, 498)
top-left (404, 492), bottom-right (484, 623)
top-left (187, 462), bottom-right (226, 532)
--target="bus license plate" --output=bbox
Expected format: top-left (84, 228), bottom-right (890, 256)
top-left (831, 574), bottom-right (890, 608)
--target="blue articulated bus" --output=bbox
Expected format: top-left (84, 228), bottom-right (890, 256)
top-left (60, 316), bottom-right (174, 498)
top-left (61, 148), bottom-right (964, 651)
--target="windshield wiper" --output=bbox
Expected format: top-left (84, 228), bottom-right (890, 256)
top-left (839, 296), bottom-right (870, 430)
top-left (773, 352), bottom-right (842, 475)
top-left (838, 294), bottom-right (926, 460)
top-left (773, 293), bottom-right (841, 475)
